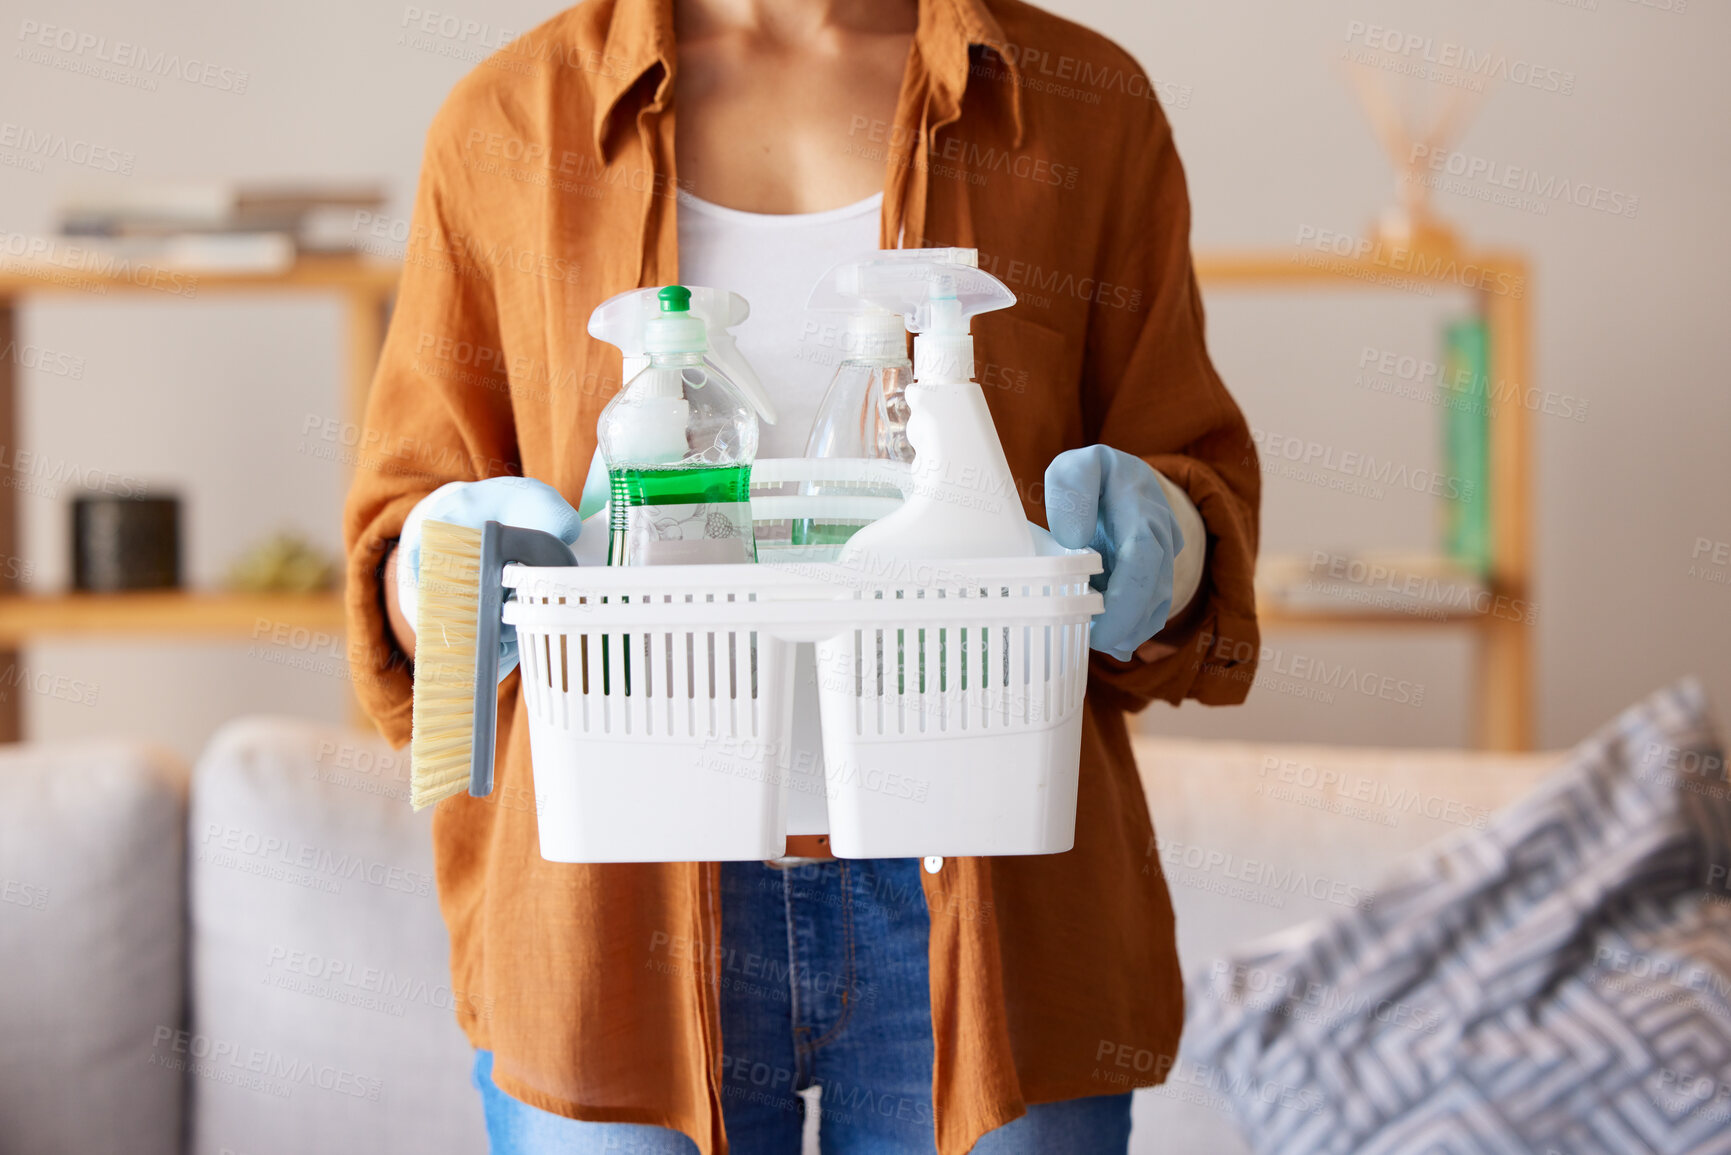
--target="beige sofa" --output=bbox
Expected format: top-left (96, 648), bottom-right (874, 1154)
top-left (0, 719), bottom-right (486, 1155)
top-left (0, 718), bottom-right (1561, 1154)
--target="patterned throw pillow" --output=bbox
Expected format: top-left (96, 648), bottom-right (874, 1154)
top-left (1183, 679), bottom-right (1731, 1155)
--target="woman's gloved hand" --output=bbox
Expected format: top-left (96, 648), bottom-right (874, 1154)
top-left (1044, 445), bottom-right (1183, 662)
top-left (396, 477), bottom-right (582, 679)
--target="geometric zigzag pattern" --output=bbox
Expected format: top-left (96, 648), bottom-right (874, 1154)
top-left (1182, 679), bottom-right (1731, 1155)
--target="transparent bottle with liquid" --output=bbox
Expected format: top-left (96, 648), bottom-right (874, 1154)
top-left (589, 285), bottom-right (778, 566)
top-left (793, 309), bottom-right (915, 547)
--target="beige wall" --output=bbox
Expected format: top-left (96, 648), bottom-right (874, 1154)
top-left (1, 0), bottom-right (1725, 759)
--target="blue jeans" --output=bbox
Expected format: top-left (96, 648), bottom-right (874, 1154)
top-left (475, 858), bottom-right (1132, 1153)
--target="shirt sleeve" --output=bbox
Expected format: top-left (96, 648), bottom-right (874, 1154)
top-left (1074, 93), bottom-right (1262, 713)
top-left (342, 101), bottom-right (520, 747)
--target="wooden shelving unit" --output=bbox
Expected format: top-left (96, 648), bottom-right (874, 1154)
top-left (0, 243), bottom-right (1532, 750)
top-left (0, 591), bottom-right (346, 646)
top-left (1195, 247), bottom-right (1534, 750)
top-left (0, 254), bottom-right (397, 738)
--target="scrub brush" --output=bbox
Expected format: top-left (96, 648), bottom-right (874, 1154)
top-left (409, 518), bottom-right (577, 809)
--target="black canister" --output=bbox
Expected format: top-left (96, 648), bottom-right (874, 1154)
top-left (72, 493), bottom-right (181, 591)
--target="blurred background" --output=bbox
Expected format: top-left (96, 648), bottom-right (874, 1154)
top-left (2, 1), bottom-right (1727, 1153)
top-left (0, 0), bottom-right (1723, 755)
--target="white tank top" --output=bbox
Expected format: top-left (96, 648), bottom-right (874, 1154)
top-left (675, 189), bottom-right (884, 460)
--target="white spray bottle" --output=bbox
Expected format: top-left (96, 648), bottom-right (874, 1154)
top-left (586, 285), bottom-right (777, 566)
top-left (830, 248), bottom-right (1034, 563)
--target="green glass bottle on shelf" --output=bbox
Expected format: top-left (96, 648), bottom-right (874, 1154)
top-left (1441, 316), bottom-right (1491, 576)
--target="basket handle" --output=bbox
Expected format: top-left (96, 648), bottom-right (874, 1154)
top-left (472, 521), bottom-right (578, 798)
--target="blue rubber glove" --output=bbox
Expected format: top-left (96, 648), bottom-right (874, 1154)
top-left (1044, 445), bottom-right (1184, 662)
top-left (396, 477), bottom-right (582, 681)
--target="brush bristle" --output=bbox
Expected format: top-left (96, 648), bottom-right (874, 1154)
top-left (409, 519), bottom-right (485, 810)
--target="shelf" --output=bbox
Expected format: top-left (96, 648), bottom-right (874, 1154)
top-left (1256, 551), bottom-right (1517, 631)
top-left (1196, 248), bottom-right (1527, 291)
top-left (0, 247), bottom-right (1524, 296)
top-left (0, 591), bottom-right (345, 645)
top-left (1191, 242), bottom-right (1535, 748)
top-left (1259, 605), bottom-right (1486, 631)
top-left (0, 253), bottom-right (402, 297)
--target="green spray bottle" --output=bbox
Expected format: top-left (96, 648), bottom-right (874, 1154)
top-left (588, 285), bottom-right (778, 566)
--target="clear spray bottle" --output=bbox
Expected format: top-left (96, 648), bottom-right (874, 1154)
top-left (793, 285), bottom-right (915, 547)
top-left (587, 285), bottom-right (778, 566)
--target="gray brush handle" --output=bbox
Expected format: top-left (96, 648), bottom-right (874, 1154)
top-left (471, 521), bottom-right (578, 798)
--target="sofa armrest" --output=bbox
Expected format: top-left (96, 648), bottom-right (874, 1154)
top-left (0, 739), bottom-right (189, 1155)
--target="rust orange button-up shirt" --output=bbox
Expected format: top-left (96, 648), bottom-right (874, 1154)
top-left (343, 1), bottom-right (1261, 1150)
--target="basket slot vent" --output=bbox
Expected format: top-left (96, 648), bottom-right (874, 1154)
top-left (514, 622), bottom-right (776, 740)
top-left (509, 554), bottom-right (1095, 750)
top-left (1038, 623), bottom-right (1052, 723)
top-left (703, 631), bottom-right (718, 736)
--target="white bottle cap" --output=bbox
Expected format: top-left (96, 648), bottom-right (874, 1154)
top-left (845, 311), bottom-right (908, 360)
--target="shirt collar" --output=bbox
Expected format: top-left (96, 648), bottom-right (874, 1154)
top-left (590, 0), bottom-right (1025, 158)
top-left (590, 0), bottom-right (676, 157)
top-left (919, 0), bottom-right (1025, 145)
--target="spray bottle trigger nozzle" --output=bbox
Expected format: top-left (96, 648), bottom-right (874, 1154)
top-left (809, 248), bottom-right (1013, 338)
top-left (587, 285), bottom-right (777, 425)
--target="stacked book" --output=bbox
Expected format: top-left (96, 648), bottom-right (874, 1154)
top-left (1256, 551), bottom-right (1491, 622)
top-left (56, 182), bottom-right (387, 273)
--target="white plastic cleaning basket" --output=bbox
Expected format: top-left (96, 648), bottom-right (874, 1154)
top-left (804, 555), bottom-right (1099, 858)
top-left (501, 459), bottom-right (1102, 863)
top-left (506, 566), bottom-right (806, 863)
